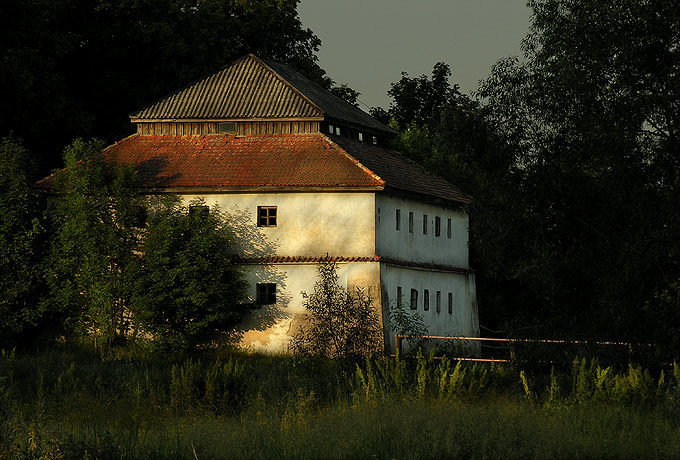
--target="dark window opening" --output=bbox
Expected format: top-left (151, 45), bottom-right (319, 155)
top-left (448, 293), bottom-right (453, 314)
top-left (423, 215), bottom-right (428, 235)
top-left (410, 289), bottom-right (418, 310)
top-left (257, 206), bottom-right (277, 227)
top-left (396, 209), bottom-right (401, 231)
top-left (256, 283), bottom-right (276, 304)
top-left (435, 216), bottom-right (441, 237)
top-left (424, 289), bottom-right (429, 311)
top-left (436, 291), bottom-right (441, 313)
top-left (218, 122), bottom-right (237, 133)
top-left (409, 212), bottom-right (414, 233)
top-left (397, 286), bottom-right (402, 308)
top-left (447, 218), bottom-right (452, 238)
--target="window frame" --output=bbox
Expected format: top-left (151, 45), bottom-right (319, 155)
top-left (448, 292), bottom-right (453, 314)
top-left (410, 289), bottom-right (418, 310)
top-left (435, 216), bottom-right (441, 237)
top-left (396, 209), bottom-right (401, 231)
top-left (397, 286), bottom-right (402, 308)
top-left (447, 218), bottom-right (452, 238)
top-left (424, 289), bottom-right (430, 311)
top-left (423, 214), bottom-right (428, 235)
top-left (408, 212), bottom-right (414, 233)
top-left (257, 206), bottom-right (277, 227)
top-left (436, 291), bottom-right (441, 313)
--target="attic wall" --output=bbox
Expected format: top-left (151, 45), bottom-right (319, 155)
top-left (136, 121), bottom-right (320, 136)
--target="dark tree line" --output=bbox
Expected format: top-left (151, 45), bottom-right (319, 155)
top-left (375, 0), bottom-right (680, 357)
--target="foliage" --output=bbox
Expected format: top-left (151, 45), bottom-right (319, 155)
top-left (291, 256), bottom-right (382, 358)
top-left (4, 350), bottom-right (680, 459)
top-left (387, 300), bottom-right (428, 352)
top-left (46, 139), bottom-right (142, 352)
top-left (0, 0), bottom-right (355, 172)
top-left (376, 0), bottom-right (680, 345)
top-left (135, 198), bottom-right (248, 353)
top-left (0, 137), bottom-right (49, 347)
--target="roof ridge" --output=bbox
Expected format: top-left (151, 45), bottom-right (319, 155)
top-left (250, 55), bottom-right (325, 118)
top-left (321, 134), bottom-right (385, 186)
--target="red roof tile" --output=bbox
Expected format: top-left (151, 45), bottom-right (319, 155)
top-left (100, 133), bottom-right (385, 190)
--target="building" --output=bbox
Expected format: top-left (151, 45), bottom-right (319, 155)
top-left (75, 54), bottom-right (480, 352)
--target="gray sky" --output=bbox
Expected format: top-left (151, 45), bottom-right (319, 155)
top-left (298, 0), bottom-right (531, 111)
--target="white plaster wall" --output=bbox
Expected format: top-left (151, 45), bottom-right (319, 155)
top-left (234, 261), bottom-right (382, 353)
top-left (381, 264), bottom-right (479, 353)
top-left (375, 194), bottom-right (468, 267)
top-left (180, 192), bottom-right (376, 258)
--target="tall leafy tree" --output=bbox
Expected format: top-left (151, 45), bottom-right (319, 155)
top-left (0, 137), bottom-right (49, 347)
top-left (46, 139), bottom-right (142, 352)
top-left (135, 198), bottom-right (247, 354)
top-left (472, 0), bottom-right (680, 343)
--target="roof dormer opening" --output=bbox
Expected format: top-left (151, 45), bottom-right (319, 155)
top-left (218, 122), bottom-right (237, 134)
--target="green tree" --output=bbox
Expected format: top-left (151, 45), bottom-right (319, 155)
top-left (470, 0), bottom-right (680, 342)
top-left (135, 198), bottom-right (247, 354)
top-left (291, 256), bottom-right (382, 359)
top-left (0, 136), bottom-right (49, 347)
top-left (46, 139), bottom-right (142, 352)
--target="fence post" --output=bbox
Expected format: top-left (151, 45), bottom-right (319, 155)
top-left (395, 335), bottom-right (402, 356)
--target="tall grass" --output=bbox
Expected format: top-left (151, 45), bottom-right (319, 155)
top-left (2, 348), bottom-right (680, 459)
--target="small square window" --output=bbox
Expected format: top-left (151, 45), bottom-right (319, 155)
top-left (435, 216), bottom-right (441, 237)
top-left (397, 286), bottom-right (402, 308)
top-left (396, 209), bottom-right (401, 231)
top-left (257, 206), bottom-right (277, 227)
top-left (408, 212), bottom-right (414, 233)
top-left (218, 122), bottom-right (237, 133)
top-left (256, 283), bottom-right (276, 304)
top-left (447, 218), bottom-right (452, 238)
top-left (335, 126), bottom-right (341, 136)
top-left (423, 215), bottom-right (428, 235)
top-left (189, 205), bottom-right (209, 218)
top-left (328, 124), bottom-right (334, 134)
top-left (436, 291), bottom-right (441, 313)
top-left (424, 289), bottom-right (429, 311)
top-left (448, 293), bottom-right (453, 314)
top-left (410, 289), bottom-right (418, 310)
top-left (358, 132), bottom-right (364, 142)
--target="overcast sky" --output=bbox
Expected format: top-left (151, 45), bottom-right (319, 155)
top-left (298, 0), bottom-right (531, 111)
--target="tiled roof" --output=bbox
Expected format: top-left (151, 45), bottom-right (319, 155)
top-left (329, 136), bottom-right (470, 205)
top-left (35, 134), bottom-right (385, 190)
top-left (131, 54), bottom-right (395, 136)
top-left (36, 133), bottom-right (469, 206)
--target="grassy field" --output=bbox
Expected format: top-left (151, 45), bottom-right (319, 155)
top-left (1, 348), bottom-right (680, 459)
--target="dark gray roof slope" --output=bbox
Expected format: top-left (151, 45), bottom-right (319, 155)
top-left (131, 54), bottom-right (395, 136)
top-left (329, 135), bottom-right (470, 206)
top-left (260, 57), bottom-right (396, 136)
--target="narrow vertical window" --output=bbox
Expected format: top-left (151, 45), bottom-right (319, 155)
top-left (257, 206), bottom-right (277, 227)
top-left (358, 132), bottom-right (364, 142)
top-left (408, 212), bottom-right (414, 233)
top-left (397, 286), bottom-right (402, 308)
top-left (435, 216), bottom-right (441, 237)
top-left (410, 289), bottom-right (418, 310)
top-left (396, 209), bottom-right (401, 231)
top-left (256, 283), bottom-right (276, 304)
top-left (424, 290), bottom-right (429, 311)
top-left (328, 124), bottom-right (334, 134)
top-left (436, 291), bottom-right (441, 313)
top-left (423, 214), bottom-right (428, 235)
top-left (448, 293), bottom-right (453, 314)
top-left (447, 218), bottom-right (452, 238)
